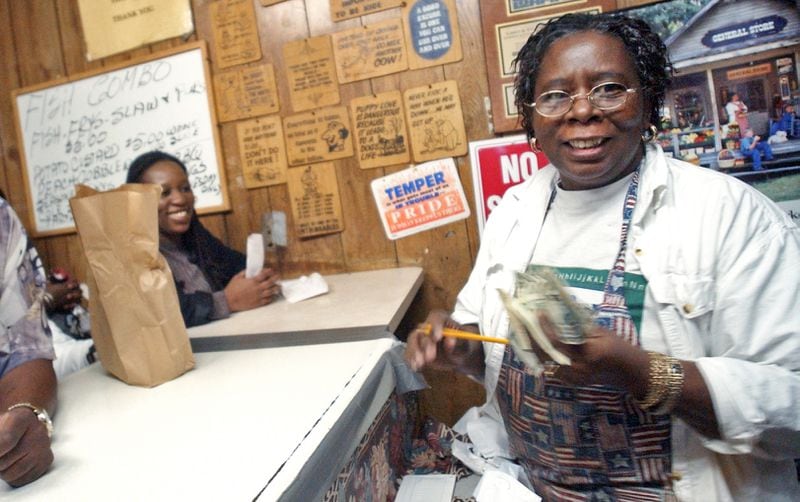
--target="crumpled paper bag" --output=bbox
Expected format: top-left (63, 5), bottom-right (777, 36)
top-left (70, 183), bottom-right (194, 387)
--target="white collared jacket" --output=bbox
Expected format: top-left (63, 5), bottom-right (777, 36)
top-left (452, 144), bottom-right (800, 501)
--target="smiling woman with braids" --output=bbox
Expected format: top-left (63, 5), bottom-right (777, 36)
top-left (405, 12), bottom-right (800, 500)
top-left (126, 151), bottom-right (281, 327)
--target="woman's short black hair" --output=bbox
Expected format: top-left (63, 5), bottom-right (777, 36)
top-left (126, 150), bottom-right (186, 183)
top-left (513, 12), bottom-right (672, 139)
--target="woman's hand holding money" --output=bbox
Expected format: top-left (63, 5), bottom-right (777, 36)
top-left (535, 313), bottom-right (650, 393)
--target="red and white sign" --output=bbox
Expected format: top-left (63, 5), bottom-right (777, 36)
top-left (371, 158), bottom-right (470, 240)
top-left (468, 134), bottom-right (549, 236)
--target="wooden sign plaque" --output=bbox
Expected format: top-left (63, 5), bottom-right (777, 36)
top-left (209, 0), bottom-right (262, 69)
top-left (236, 116), bottom-right (288, 189)
top-left (350, 91), bottom-right (411, 169)
top-left (404, 80), bottom-right (468, 163)
top-left (283, 36), bottom-right (341, 113)
top-left (286, 162), bottom-right (344, 238)
top-left (283, 106), bottom-right (354, 166)
top-left (331, 18), bottom-right (408, 84)
top-left (214, 64), bottom-right (279, 123)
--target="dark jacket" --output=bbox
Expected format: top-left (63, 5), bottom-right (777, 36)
top-left (169, 222), bottom-right (245, 328)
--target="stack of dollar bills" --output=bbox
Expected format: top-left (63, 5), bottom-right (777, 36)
top-left (499, 267), bottom-right (593, 374)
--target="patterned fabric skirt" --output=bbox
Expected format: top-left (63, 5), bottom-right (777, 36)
top-left (323, 391), bottom-right (475, 502)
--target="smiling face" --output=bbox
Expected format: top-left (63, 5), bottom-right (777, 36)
top-left (139, 160), bottom-right (195, 241)
top-left (532, 31), bottom-right (649, 190)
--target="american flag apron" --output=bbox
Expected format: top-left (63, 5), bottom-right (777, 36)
top-left (496, 171), bottom-right (677, 500)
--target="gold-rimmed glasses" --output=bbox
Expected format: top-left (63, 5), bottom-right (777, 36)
top-left (526, 82), bottom-right (638, 117)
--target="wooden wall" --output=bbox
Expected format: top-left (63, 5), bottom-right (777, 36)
top-left (0, 0), bottom-right (660, 423)
top-left (0, 0), bottom-right (487, 423)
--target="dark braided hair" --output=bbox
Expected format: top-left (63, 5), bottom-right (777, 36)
top-left (513, 12), bottom-right (672, 139)
top-left (126, 151), bottom-right (229, 290)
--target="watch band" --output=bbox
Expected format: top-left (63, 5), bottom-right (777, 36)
top-left (635, 351), bottom-right (685, 414)
top-left (7, 402), bottom-right (53, 438)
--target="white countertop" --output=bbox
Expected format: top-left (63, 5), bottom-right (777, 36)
top-left (188, 266), bottom-right (424, 351)
top-left (1, 338), bottom-right (399, 501)
top-left (1, 267), bottom-right (425, 500)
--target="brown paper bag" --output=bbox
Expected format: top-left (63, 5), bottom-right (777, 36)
top-left (70, 184), bottom-right (194, 387)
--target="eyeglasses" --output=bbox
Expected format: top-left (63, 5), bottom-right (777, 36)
top-left (526, 82), bottom-right (638, 117)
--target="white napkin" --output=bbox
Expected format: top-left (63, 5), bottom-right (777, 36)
top-left (279, 273), bottom-right (329, 303)
top-left (474, 469), bottom-right (540, 502)
top-left (396, 474), bottom-right (455, 502)
top-left (245, 233), bottom-right (264, 278)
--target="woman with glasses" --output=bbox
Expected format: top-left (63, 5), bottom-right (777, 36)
top-left (405, 12), bottom-right (800, 501)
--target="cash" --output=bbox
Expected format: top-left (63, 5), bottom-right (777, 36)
top-left (499, 268), bottom-right (593, 373)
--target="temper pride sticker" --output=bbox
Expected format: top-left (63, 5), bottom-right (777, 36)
top-left (370, 157), bottom-right (470, 240)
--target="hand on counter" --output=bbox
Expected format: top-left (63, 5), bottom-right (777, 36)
top-left (225, 267), bottom-right (281, 312)
top-left (0, 405), bottom-right (53, 487)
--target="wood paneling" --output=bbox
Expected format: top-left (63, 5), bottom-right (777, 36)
top-left (1, 0), bottom-right (503, 424)
top-left (0, 0), bottom-right (22, 206)
top-left (10, 0), bottom-right (70, 277)
top-left (55, 0), bottom-right (102, 75)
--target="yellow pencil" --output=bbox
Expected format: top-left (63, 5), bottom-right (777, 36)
top-left (420, 324), bottom-right (509, 345)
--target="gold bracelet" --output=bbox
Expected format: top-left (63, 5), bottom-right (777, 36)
top-left (7, 402), bottom-right (54, 438)
top-left (653, 356), bottom-right (685, 414)
top-left (636, 352), bottom-right (685, 414)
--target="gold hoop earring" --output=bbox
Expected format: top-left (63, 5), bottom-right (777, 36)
top-left (641, 125), bottom-right (658, 143)
top-left (529, 137), bottom-right (542, 153)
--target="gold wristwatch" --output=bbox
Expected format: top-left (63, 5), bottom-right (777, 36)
top-left (7, 402), bottom-right (53, 438)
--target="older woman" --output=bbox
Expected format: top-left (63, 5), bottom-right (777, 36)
top-left (126, 151), bottom-right (280, 327)
top-left (405, 12), bottom-right (800, 501)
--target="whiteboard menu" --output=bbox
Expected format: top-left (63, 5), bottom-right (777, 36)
top-left (12, 42), bottom-right (228, 236)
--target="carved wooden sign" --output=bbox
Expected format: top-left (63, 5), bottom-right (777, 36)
top-left (350, 91), bottom-right (410, 169)
top-left (209, 0), bottom-right (262, 69)
top-left (283, 36), bottom-right (341, 112)
top-left (283, 106), bottom-right (354, 166)
top-left (286, 162), bottom-right (344, 238)
top-left (214, 64), bottom-right (279, 123)
top-left (236, 116), bottom-right (288, 189)
top-left (331, 18), bottom-right (408, 83)
top-left (404, 80), bottom-right (467, 162)
top-left (330, 0), bottom-right (403, 22)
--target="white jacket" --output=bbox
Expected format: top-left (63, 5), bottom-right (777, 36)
top-left (452, 144), bottom-right (800, 501)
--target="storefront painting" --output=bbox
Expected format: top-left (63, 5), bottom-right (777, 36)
top-left (627, 0), bottom-right (800, 221)
top-left (628, 0), bottom-right (798, 136)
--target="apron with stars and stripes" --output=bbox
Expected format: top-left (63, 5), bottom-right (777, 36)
top-left (496, 171), bottom-right (677, 501)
